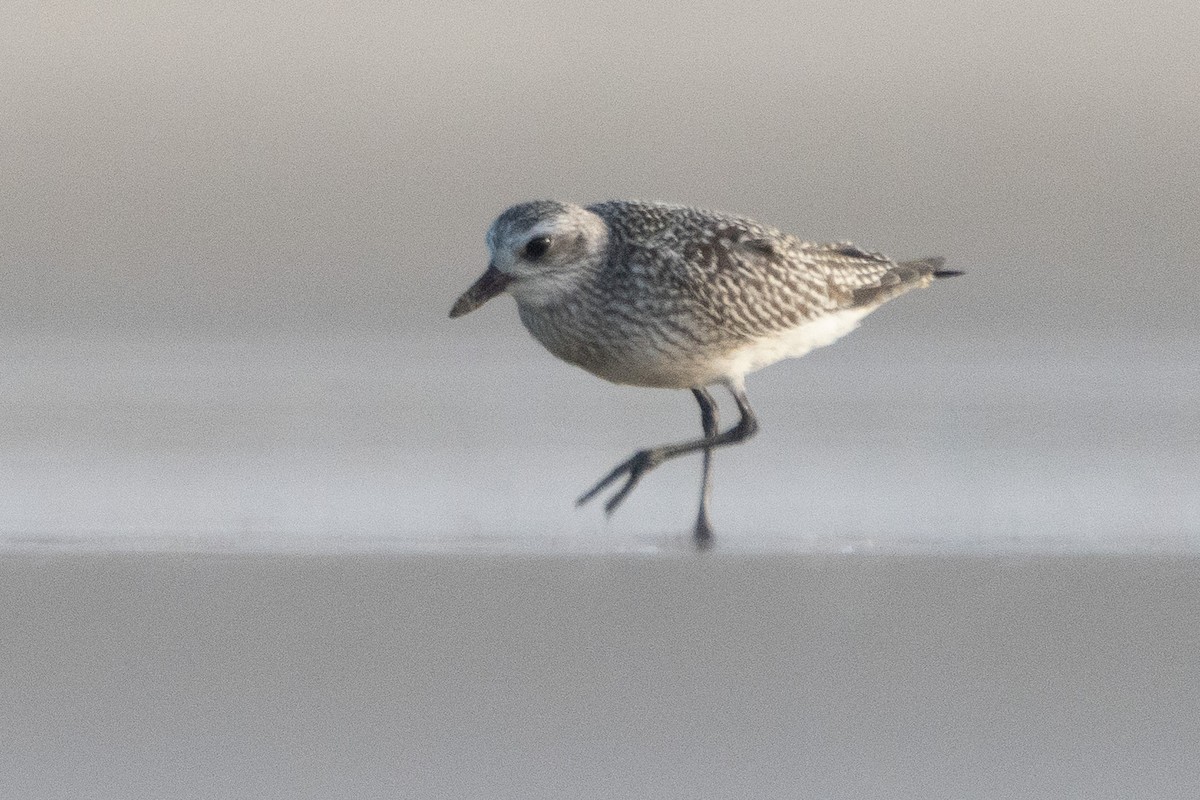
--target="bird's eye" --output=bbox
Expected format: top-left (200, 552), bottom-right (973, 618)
top-left (523, 236), bottom-right (551, 260)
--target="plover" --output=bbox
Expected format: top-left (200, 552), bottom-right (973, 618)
top-left (450, 199), bottom-right (961, 546)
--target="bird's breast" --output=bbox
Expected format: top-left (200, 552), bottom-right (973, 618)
top-left (516, 301), bottom-right (728, 389)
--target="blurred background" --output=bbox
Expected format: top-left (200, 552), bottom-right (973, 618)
top-left (5, 5), bottom-right (1200, 799)
top-left (2, 0), bottom-right (1197, 549)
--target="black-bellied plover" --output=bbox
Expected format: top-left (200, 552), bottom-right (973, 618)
top-left (450, 199), bottom-right (961, 546)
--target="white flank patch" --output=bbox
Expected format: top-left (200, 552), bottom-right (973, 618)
top-left (721, 308), bottom-right (873, 380)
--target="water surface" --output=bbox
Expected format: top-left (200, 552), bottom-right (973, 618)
top-left (3, 329), bottom-right (1194, 553)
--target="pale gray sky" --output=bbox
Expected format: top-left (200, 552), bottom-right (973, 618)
top-left (3, 1), bottom-right (1197, 336)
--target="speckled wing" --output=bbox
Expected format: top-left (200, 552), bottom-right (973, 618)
top-left (587, 201), bottom-right (832, 344)
top-left (589, 201), bottom-right (940, 344)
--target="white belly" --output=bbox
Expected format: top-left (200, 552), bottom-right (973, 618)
top-left (715, 308), bottom-right (872, 383)
top-left (522, 301), bottom-right (872, 390)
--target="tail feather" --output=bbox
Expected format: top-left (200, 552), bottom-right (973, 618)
top-left (849, 256), bottom-right (959, 307)
top-left (903, 257), bottom-right (965, 278)
top-left (904, 256), bottom-right (945, 272)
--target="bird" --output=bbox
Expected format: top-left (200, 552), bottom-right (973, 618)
top-left (450, 199), bottom-right (962, 546)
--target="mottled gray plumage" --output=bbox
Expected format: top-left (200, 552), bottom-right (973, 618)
top-left (451, 199), bottom-right (961, 545)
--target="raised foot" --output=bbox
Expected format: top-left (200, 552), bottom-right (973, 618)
top-left (576, 449), bottom-right (665, 515)
top-left (693, 517), bottom-right (714, 549)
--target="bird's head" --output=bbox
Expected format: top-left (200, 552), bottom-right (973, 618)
top-left (450, 200), bottom-right (609, 318)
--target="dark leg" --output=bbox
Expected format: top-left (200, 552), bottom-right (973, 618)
top-left (693, 387), bottom-right (718, 546)
top-left (577, 384), bottom-right (759, 530)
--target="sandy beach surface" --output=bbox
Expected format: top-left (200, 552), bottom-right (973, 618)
top-left (4, 551), bottom-right (1199, 799)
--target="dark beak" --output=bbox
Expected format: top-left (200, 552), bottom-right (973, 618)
top-left (449, 263), bottom-right (513, 318)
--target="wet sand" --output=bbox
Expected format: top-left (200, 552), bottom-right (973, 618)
top-left (3, 552), bottom-right (1199, 799)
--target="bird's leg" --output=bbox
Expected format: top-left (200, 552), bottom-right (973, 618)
top-left (576, 385), bottom-right (759, 525)
top-left (693, 387), bottom-right (718, 546)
